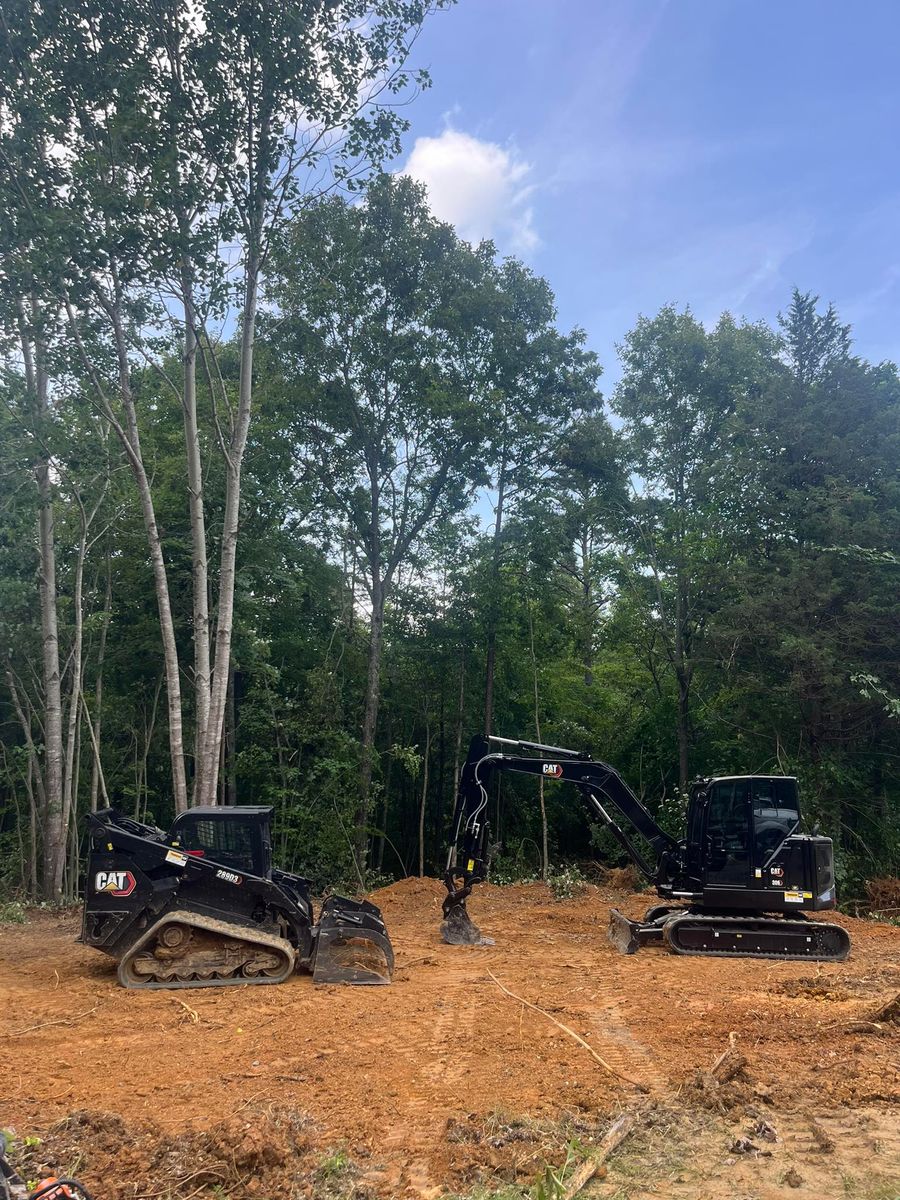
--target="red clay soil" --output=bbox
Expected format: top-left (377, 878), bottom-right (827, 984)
top-left (1, 878), bottom-right (898, 1197)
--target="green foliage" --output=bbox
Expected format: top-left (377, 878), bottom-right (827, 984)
top-left (534, 1140), bottom-right (584, 1200)
top-left (655, 791), bottom-right (690, 841)
top-left (546, 865), bottom-right (587, 901)
top-left (316, 1146), bottom-right (351, 1180)
top-left (0, 900), bottom-right (26, 924)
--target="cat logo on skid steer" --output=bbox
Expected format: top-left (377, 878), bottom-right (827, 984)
top-left (94, 870), bottom-right (137, 897)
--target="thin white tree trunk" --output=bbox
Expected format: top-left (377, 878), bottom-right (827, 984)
top-left (59, 511), bottom-right (87, 897)
top-left (17, 298), bottom-right (65, 898)
top-left (181, 263), bottom-right (212, 803)
top-left (528, 602), bottom-right (548, 881)
top-left (196, 248), bottom-right (261, 806)
top-left (75, 289), bottom-right (189, 813)
top-left (418, 717), bottom-right (432, 878)
top-left (89, 563), bottom-right (112, 813)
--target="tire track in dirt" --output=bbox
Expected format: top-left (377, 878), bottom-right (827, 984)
top-left (378, 962), bottom-right (482, 1196)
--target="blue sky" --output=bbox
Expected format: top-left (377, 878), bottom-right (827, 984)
top-left (398, 0), bottom-right (900, 387)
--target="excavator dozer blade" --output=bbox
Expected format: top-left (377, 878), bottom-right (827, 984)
top-left (608, 908), bottom-right (666, 955)
top-left (441, 898), bottom-right (493, 945)
top-left (312, 895), bottom-right (394, 985)
top-left (608, 908), bottom-right (642, 954)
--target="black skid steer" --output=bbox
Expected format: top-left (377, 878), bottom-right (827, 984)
top-left (82, 807), bottom-right (393, 988)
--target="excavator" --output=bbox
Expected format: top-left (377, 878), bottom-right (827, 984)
top-left (442, 734), bottom-right (851, 961)
top-left (81, 806), bottom-right (394, 988)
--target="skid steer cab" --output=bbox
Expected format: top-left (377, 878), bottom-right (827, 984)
top-left (82, 806), bottom-right (394, 989)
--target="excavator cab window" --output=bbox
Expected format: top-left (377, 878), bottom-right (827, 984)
top-left (751, 778), bottom-right (800, 863)
top-left (704, 779), bottom-right (751, 887)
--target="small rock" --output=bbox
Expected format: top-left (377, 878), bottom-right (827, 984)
top-left (753, 1119), bottom-right (778, 1143)
top-left (782, 1167), bottom-right (804, 1188)
top-left (730, 1137), bottom-right (758, 1155)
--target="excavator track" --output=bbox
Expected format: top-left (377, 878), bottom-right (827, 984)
top-left (118, 910), bottom-right (295, 989)
top-left (663, 913), bottom-right (851, 962)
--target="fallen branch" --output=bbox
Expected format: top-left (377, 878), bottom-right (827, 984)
top-left (175, 998), bottom-right (200, 1023)
top-left (707, 1032), bottom-right (747, 1084)
top-left (5, 1006), bottom-right (98, 1037)
top-left (871, 992), bottom-right (900, 1025)
top-left (486, 970), bottom-right (648, 1092)
top-left (135, 1167), bottom-right (228, 1199)
top-left (558, 1110), bottom-right (641, 1200)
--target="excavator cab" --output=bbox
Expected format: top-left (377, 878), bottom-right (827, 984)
top-left (684, 775), bottom-right (837, 910)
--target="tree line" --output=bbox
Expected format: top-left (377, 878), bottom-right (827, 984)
top-left (1, 2), bottom-right (898, 902)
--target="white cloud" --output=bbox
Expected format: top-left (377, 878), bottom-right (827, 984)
top-left (400, 128), bottom-right (539, 255)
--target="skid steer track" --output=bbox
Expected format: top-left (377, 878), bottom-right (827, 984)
top-left (118, 910), bottom-right (295, 989)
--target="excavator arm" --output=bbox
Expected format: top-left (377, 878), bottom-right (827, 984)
top-left (442, 734), bottom-right (679, 944)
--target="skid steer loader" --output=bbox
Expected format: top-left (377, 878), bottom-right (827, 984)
top-left (81, 807), bottom-right (393, 988)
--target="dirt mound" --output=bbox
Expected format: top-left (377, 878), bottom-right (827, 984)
top-left (866, 875), bottom-right (900, 910)
top-left (12, 1108), bottom-right (325, 1200)
top-left (368, 874), bottom-right (445, 910)
top-left (602, 864), bottom-right (645, 892)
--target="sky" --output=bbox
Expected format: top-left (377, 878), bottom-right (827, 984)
top-left (397, 0), bottom-right (900, 389)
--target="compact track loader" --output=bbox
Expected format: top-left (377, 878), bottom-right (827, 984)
top-left (442, 734), bottom-right (851, 962)
top-left (82, 807), bottom-right (393, 988)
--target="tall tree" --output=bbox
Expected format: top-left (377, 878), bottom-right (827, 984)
top-left (478, 264), bottom-right (602, 734)
top-left (614, 307), bottom-right (778, 790)
top-left (0, 0), bottom-right (449, 813)
top-left (266, 174), bottom-right (497, 874)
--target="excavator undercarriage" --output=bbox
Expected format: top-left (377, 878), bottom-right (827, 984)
top-left (609, 906), bottom-right (850, 960)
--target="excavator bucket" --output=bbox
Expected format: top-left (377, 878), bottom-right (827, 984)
top-left (441, 896), bottom-right (494, 945)
top-left (312, 895), bottom-right (394, 985)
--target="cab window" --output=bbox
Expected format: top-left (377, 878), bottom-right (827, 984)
top-left (705, 779), bottom-right (751, 885)
top-left (181, 818), bottom-right (257, 872)
top-left (752, 778), bottom-right (799, 861)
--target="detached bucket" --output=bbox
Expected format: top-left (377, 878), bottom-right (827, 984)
top-left (312, 895), bottom-right (394, 985)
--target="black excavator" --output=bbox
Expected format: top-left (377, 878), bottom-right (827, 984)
top-left (81, 806), bottom-right (394, 988)
top-left (442, 734), bottom-right (850, 961)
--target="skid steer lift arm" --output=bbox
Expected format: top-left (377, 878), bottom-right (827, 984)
top-left (442, 734), bottom-right (679, 943)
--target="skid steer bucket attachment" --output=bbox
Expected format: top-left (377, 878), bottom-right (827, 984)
top-left (312, 895), bottom-right (394, 985)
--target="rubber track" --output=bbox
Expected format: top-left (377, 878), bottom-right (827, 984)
top-left (664, 914), bottom-right (851, 962)
top-left (117, 909), bottom-right (296, 989)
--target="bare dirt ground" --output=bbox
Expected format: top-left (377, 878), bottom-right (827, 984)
top-left (1, 878), bottom-right (898, 1199)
